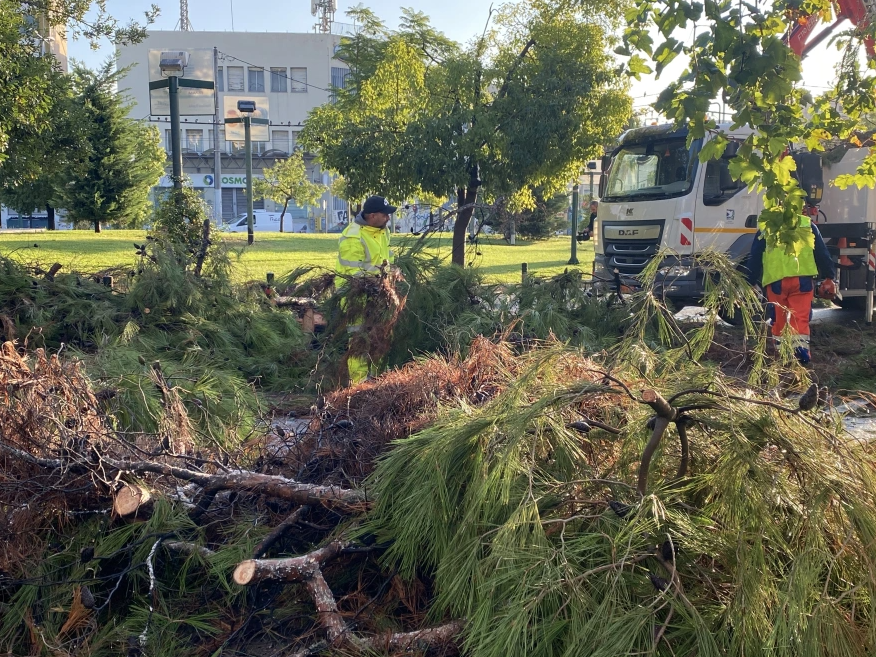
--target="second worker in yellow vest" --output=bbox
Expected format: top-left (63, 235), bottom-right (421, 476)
top-left (335, 195), bottom-right (396, 384)
top-left (747, 215), bottom-right (836, 364)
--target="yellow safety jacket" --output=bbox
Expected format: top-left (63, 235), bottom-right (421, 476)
top-left (335, 217), bottom-right (394, 284)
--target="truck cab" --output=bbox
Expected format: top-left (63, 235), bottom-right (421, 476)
top-left (593, 123), bottom-right (758, 304)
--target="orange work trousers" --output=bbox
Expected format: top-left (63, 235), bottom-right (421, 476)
top-left (765, 276), bottom-right (813, 359)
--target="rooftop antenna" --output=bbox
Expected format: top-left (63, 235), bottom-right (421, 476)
top-left (311, 0), bottom-right (337, 33)
top-left (180, 0), bottom-right (191, 31)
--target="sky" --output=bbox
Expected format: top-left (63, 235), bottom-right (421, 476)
top-left (68, 0), bottom-right (497, 66)
top-left (68, 0), bottom-right (847, 118)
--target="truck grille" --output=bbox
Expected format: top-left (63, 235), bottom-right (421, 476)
top-left (601, 220), bottom-right (665, 275)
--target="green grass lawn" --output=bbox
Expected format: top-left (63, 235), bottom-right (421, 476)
top-left (0, 229), bottom-right (594, 283)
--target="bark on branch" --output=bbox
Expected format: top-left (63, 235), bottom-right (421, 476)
top-left (638, 389), bottom-right (680, 497)
top-left (98, 457), bottom-right (368, 515)
top-left (234, 540), bottom-right (347, 586)
top-left (252, 505), bottom-right (310, 558)
top-left (236, 541), bottom-right (351, 645)
top-left (288, 621), bottom-right (465, 657)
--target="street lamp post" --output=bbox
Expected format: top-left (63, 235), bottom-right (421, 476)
top-left (150, 52), bottom-right (215, 191)
top-left (569, 183), bottom-right (580, 266)
top-left (226, 100), bottom-right (268, 245)
top-left (244, 112), bottom-right (253, 243)
top-left (168, 76), bottom-right (182, 188)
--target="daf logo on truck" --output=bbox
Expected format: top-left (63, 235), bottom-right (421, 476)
top-left (603, 224), bottom-right (662, 240)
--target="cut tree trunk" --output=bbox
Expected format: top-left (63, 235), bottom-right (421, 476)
top-left (113, 484), bottom-right (153, 517)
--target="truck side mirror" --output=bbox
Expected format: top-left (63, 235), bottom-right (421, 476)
top-left (791, 151), bottom-right (824, 205)
top-left (598, 163), bottom-right (610, 198)
top-left (719, 160), bottom-right (738, 191)
top-left (721, 140), bottom-right (741, 159)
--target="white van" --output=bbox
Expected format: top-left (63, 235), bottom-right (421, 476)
top-left (223, 212), bottom-right (310, 233)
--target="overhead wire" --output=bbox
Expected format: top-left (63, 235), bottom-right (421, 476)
top-left (216, 49), bottom-right (335, 93)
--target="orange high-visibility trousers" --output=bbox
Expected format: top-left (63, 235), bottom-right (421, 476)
top-left (766, 276), bottom-right (813, 362)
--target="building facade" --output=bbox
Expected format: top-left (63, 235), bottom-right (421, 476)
top-left (116, 31), bottom-right (350, 229)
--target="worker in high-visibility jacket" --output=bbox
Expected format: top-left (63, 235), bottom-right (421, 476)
top-left (747, 215), bottom-right (836, 364)
top-left (335, 195), bottom-right (396, 384)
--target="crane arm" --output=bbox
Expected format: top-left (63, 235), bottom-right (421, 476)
top-left (784, 0), bottom-right (876, 59)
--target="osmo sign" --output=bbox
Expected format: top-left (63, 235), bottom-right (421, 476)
top-left (158, 174), bottom-right (263, 188)
top-left (220, 174), bottom-right (264, 188)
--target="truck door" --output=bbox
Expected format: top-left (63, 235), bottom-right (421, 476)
top-left (692, 150), bottom-right (759, 258)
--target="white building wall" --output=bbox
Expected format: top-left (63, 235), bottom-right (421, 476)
top-left (116, 31), bottom-right (349, 230)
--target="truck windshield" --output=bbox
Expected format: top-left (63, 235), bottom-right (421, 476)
top-left (603, 137), bottom-right (702, 202)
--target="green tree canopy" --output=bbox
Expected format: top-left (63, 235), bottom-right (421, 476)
top-left (55, 62), bottom-right (165, 233)
top-left (301, 1), bottom-right (632, 265)
top-left (0, 67), bottom-right (79, 229)
top-left (253, 152), bottom-right (326, 232)
top-left (0, 0), bottom-right (157, 163)
top-left (619, 0), bottom-right (876, 253)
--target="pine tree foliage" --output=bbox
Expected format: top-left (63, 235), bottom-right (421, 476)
top-left (363, 344), bottom-right (876, 657)
top-left (56, 62), bottom-right (165, 233)
top-left (0, 0), bottom-right (56, 160)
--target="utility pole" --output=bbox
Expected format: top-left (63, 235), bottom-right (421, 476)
top-left (212, 47), bottom-right (222, 223)
top-left (568, 184), bottom-right (580, 265)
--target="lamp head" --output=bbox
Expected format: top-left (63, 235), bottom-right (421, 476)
top-left (237, 100), bottom-right (256, 114)
top-left (159, 51), bottom-right (189, 76)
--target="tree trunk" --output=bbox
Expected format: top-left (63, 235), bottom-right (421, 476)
top-left (46, 205), bottom-right (55, 231)
top-left (93, 219), bottom-right (101, 234)
top-left (280, 199), bottom-right (289, 233)
top-left (452, 186), bottom-right (479, 267)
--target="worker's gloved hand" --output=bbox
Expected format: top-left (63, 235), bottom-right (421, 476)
top-left (817, 278), bottom-right (837, 299)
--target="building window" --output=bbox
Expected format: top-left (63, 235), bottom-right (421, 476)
top-left (185, 129), bottom-right (203, 152)
top-left (253, 141), bottom-right (268, 155)
top-left (248, 67), bottom-right (265, 92)
top-left (290, 67), bottom-right (307, 92)
top-left (164, 129), bottom-right (172, 152)
top-left (270, 67), bottom-right (287, 92)
top-left (292, 130), bottom-right (300, 151)
top-left (330, 67), bottom-right (350, 103)
top-left (272, 130), bottom-right (289, 153)
top-left (227, 66), bottom-right (244, 91)
top-left (217, 66), bottom-right (224, 92)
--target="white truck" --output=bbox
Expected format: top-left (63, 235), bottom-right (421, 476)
top-left (222, 211), bottom-right (311, 233)
top-left (592, 123), bottom-right (876, 321)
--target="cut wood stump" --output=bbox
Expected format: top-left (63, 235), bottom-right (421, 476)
top-left (113, 484), bottom-right (152, 517)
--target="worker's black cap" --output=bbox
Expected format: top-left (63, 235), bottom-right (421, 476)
top-left (362, 196), bottom-right (397, 215)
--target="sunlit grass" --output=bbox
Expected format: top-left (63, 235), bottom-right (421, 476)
top-left (0, 230), bottom-right (594, 283)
